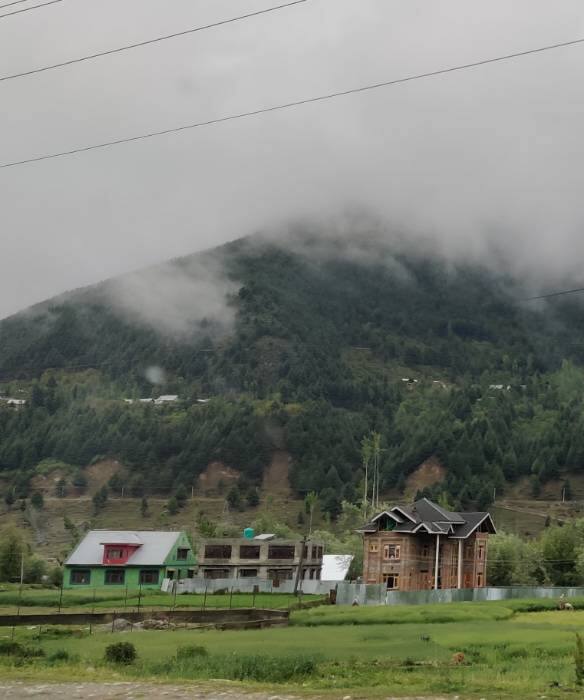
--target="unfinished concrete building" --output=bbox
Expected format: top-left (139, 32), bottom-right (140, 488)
top-left (357, 498), bottom-right (496, 591)
top-left (197, 535), bottom-right (324, 584)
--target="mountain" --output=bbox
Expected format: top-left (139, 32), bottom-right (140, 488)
top-left (2, 232), bottom-right (584, 518)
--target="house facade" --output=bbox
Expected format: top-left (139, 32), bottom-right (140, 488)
top-left (64, 530), bottom-right (196, 589)
top-left (197, 535), bottom-right (324, 583)
top-left (358, 498), bottom-right (496, 591)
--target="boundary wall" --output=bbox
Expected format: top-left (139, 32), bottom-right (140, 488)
top-left (173, 577), bottom-right (337, 596)
top-left (336, 584), bottom-right (584, 606)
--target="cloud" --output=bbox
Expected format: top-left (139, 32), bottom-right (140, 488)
top-left (1, 0), bottom-right (584, 320)
top-left (102, 252), bottom-right (237, 336)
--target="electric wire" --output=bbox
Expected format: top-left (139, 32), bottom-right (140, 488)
top-left (0, 0), bottom-right (43, 9)
top-left (0, 0), bottom-right (309, 83)
top-left (522, 287), bottom-right (584, 302)
top-left (3, 34), bottom-right (584, 169)
top-left (0, 0), bottom-right (64, 20)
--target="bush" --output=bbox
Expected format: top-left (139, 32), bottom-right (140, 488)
top-left (104, 641), bottom-right (137, 665)
top-left (0, 640), bottom-right (45, 658)
top-left (47, 649), bottom-right (72, 663)
top-left (161, 652), bottom-right (318, 682)
top-left (176, 644), bottom-right (209, 660)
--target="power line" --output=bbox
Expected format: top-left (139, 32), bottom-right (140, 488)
top-left (3, 34), bottom-right (584, 170)
top-left (0, 0), bottom-right (42, 9)
top-left (0, 0), bottom-right (64, 20)
top-left (0, 0), bottom-right (309, 83)
top-left (522, 287), bottom-right (584, 302)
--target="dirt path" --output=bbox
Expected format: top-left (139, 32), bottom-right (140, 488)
top-left (0, 682), bottom-right (450, 699)
top-left (0, 682), bottom-right (299, 699)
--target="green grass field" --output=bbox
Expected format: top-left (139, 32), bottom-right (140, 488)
top-left (0, 585), bottom-right (316, 613)
top-left (2, 599), bottom-right (584, 697)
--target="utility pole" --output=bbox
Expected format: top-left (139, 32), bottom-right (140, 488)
top-left (293, 535), bottom-right (308, 596)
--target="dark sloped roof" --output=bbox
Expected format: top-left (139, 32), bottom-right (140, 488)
top-left (450, 512), bottom-right (496, 538)
top-left (412, 498), bottom-right (465, 524)
top-left (357, 498), bottom-right (496, 539)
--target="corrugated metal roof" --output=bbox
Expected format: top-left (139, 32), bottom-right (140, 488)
top-left (65, 530), bottom-right (182, 566)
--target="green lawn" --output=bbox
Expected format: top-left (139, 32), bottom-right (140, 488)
top-left (0, 585), bottom-right (316, 613)
top-left (2, 600), bottom-right (584, 696)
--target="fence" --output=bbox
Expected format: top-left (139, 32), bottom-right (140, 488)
top-left (0, 607), bottom-right (289, 629)
top-left (173, 577), bottom-right (338, 596)
top-left (336, 583), bottom-right (584, 606)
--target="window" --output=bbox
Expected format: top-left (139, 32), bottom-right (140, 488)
top-left (383, 573), bottom-right (399, 589)
top-left (311, 546), bottom-right (317, 560)
top-left (106, 548), bottom-right (123, 559)
top-left (477, 572), bottom-right (484, 587)
top-left (383, 544), bottom-right (400, 560)
top-left (239, 568), bottom-right (258, 578)
top-left (421, 544), bottom-right (430, 557)
top-left (177, 548), bottom-right (190, 561)
top-left (369, 541), bottom-right (379, 553)
top-left (239, 545), bottom-right (260, 560)
top-left (317, 546), bottom-right (323, 558)
top-left (204, 545), bottom-right (232, 560)
top-left (139, 570), bottom-right (159, 585)
top-left (187, 569), bottom-right (195, 578)
top-left (267, 545), bottom-right (295, 560)
top-left (478, 545), bottom-right (485, 560)
top-left (70, 569), bottom-right (90, 585)
top-left (267, 568), bottom-right (293, 582)
top-left (203, 568), bottom-right (230, 579)
top-left (105, 569), bottom-right (125, 585)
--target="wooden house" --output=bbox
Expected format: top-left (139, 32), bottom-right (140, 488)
top-left (357, 498), bottom-right (496, 590)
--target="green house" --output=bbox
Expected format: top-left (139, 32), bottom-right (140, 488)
top-left (64, 530), bottom-right (196, 589)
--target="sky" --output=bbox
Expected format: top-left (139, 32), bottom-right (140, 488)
top-left (1, 0), bottom-right (584, 319)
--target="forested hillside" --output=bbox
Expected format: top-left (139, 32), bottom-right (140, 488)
top-left (2, 233), bottom-right (584, 517)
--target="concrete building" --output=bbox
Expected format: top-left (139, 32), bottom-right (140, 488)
top-left (64, 530), bottom-right (196, 589)
top-left (197, 535), bottom-right (324, 584)
top-left (357, 498), bottom-right (496, 591)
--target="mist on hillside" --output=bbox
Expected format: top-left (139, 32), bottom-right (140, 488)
top-left (1, 0), bottom-right (584, 321)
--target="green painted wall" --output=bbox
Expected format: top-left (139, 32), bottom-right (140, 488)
top-left (64, 531), bottom-right (197, 589)
top-left (65, 566), bottom-right (163, 589)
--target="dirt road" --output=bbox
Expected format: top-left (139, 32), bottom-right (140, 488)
top-left (0, 682), bottom-right (450, 699)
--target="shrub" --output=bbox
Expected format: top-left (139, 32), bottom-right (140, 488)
top-left (176, 645), bottom-right (209, 660)
top-left (47, 649), bottom-right (72, 663)
top-left (576, 633), bottom-right (584, 686)
top-left (104, 641), bottom-right (137, 665)
top-left (0, 640), bottom-right (45, 658)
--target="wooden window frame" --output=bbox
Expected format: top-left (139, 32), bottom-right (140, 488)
top-left (105, 569), bottom-right (125, 585)
top-left (383, 544), bottom-right (400, 561)
top-left (70, 569), bottom-right (91, 585)
top-left (382, 573), bottom-right (400, 589)
top-left (369, 542), bottom-right (379, 553)
top-left (139, 569), bottom-right (159, 585)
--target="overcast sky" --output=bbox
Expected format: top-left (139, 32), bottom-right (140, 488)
top-left (1, 0), bottom-right (584, 319)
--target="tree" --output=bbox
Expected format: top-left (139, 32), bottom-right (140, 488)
top-left (4, 491), bottom-right (15, 508)
top-left (0, 527), bottom-right (27, 582)
top-left (246, 487), bottom-right (260, 508)
top-left (167, 496), bottom-right (179, 515)
top-left (175, 485), bottom-right (188, 508)
top-left (92, 486), bottom-right (108, 515)
top-left (226, 485), bottom-right (242, 511)
top-left (25, 556), bottom-right (47, 584)
top-left (140, 497), bottom-right (149, 518)
top-left (55, 478), bottom-right (68, 498)
top-left (304, 492), bottom-right (318, 535)
top-left (72, 471), bottom-right (88, 493)
top-left (30, 491), bottom-right (44, 510)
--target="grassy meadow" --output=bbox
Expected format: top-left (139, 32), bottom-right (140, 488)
top-left (0, 584), bottom-right (315, 613)
top-left (2, 599), bottom-right (584, 697)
